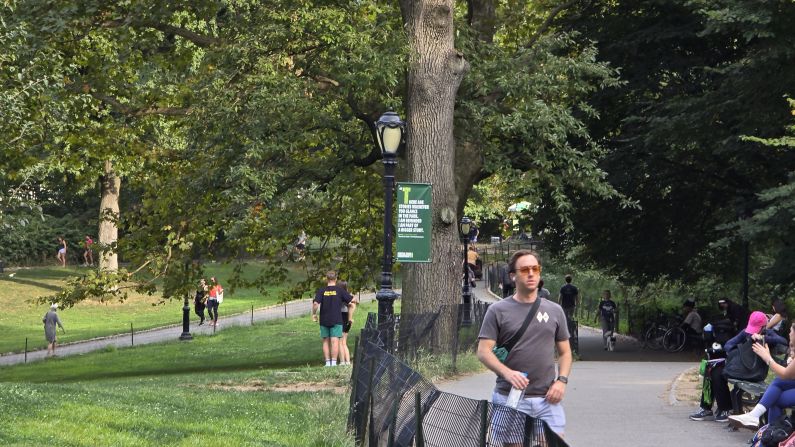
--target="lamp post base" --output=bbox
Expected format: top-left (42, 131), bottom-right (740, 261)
top-left (461, 288), bottom-right (473, 327)
top-left (179, 299), bottom-right (193, 341)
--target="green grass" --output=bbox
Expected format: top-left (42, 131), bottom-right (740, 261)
top-left (0, 263), bottom-right (313, 354)
top-left (0, 300), bottom-right (484, 447)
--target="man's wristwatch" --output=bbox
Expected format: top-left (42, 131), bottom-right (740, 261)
top-left (556, 375), bottom-right (568, 384)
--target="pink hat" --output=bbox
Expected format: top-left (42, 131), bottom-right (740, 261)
top-left (745, 311), bottom-right (768, 334)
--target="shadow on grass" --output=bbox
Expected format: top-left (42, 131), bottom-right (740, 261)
top-left (10, 358), bottom-right (314, 384)
top-left (3, 277), bottom-right (63, 292)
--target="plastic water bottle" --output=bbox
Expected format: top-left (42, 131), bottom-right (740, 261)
top-left (505, 372), bottom-right (528, 408)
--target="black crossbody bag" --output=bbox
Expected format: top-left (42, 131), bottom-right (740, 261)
top-left (491, 298), bottom-right (542, 363)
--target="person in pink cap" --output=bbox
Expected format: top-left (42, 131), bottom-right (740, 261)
top-left (689, 311), bottom-right (787, 423)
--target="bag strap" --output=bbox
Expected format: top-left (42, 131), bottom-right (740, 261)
top-left (502, 297), bottom-right (543, 352)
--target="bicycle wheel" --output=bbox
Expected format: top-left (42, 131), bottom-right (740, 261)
top-left (644, 325), bottom-right (665, 350)
top-left (663, 326), bottom-right (687, 352)
top-left (606, 333), bottom-right (616, 352)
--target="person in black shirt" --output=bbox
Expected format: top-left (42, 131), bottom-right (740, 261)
top-left (596, 290), bottom-right (617, 350)
top-left (719, 298), bottom-right (750, 332)
top-left (558, 275), bottom-right (579, 320)
top-left (312, 270), bottom-right (353, 367)
top-left (498, 260), bottom-right (515, 298)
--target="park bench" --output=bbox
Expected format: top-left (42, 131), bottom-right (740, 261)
top-left (729, 378), bottom-right (768, 418)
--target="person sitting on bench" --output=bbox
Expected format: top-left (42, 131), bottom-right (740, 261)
top-left (690, 311), bottom-right (787, 423)
top-left (730, 322), bottom-right (795, 429)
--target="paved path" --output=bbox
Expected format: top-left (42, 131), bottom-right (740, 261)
top-left (442, 281), bottom-right (753, 446)
top-left (0, 291), bottom-right (377, 367)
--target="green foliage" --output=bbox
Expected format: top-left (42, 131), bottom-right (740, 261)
top-left (0, 212), bottom-right (88, 265)
top-left (541, 0), bottom-right (795, 294)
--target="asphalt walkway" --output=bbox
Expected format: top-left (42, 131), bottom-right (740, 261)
top-left (443, 281), bottom-right (753, 446)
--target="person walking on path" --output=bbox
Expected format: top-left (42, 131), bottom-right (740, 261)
top-left (596, 290), bottom-right (617, 350)
top-left (558, 275), bottom-right (579, 320)
top-left (206, 277), bottom-right (223, 327)
top-left (312, 270), bottom-right (352, 367)
top-left (43, 304), bottom-right (65, 356)
top-left (56, 236), bottom-right (67, 267)
top-left (498, 260), bottom-right (515, 298)
top-left (194, 278), bottom-right (209, 325)
top-left (337, 280), bottom-right (358, 366)
top-left (477, 249), bottom-right (572, 440)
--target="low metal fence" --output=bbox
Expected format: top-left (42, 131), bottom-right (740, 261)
top-left (348, 340), bottom-right (569, 447)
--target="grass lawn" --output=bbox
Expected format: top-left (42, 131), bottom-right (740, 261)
top-left (0, 262), bottom-right (314, 354)
top-left (0, 301), bottom-right (483, 446)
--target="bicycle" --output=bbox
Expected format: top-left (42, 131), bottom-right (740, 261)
top-left (641, 315), bottom-right (681, 351)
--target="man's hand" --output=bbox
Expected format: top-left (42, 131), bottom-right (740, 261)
top-left (311, 314), bottom-right (318, 322)
top-left (503, 370), bottom-right (529, 390)
top-left (545, 380), bottom-right (566, 404)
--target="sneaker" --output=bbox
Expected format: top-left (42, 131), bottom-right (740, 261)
top-left (689, 408), bottom-right (714, 421)
top-left (714, 410), bottom-right (730, 422)
top-left (728, 413), bottom-right (759, 430)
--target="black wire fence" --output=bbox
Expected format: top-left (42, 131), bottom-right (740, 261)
top-left (348, 305), bottom-right (569, 447)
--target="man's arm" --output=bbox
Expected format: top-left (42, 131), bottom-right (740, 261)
top-left (311, 302), bottom-right (319, 322)
top-left (476, 338), bottom-right (529, 390)
top-left (546, 339), bottom-right (572, 404)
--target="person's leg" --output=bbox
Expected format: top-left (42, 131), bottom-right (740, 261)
top-left (340, 333), bottom-right (349, 364)
top-left (490, 391), bottom-right (524, 447)
top-left (329, 325), bottom-right (341, 366)
top-left (47, 342), bottom-right (53, 356)
top-left (710, 366), bottom-right (733, 412)
top-left (599, 318), bottom-right (610, 348)
top-left (525, 397), bottom-right (566, 437)
top-left (214, 303), bottom-right (220, 324)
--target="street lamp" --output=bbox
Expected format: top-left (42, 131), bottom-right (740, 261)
top-left (374, 110), bottom-right (406, 330)
top-left (459, 216), bottom-right (473, 327)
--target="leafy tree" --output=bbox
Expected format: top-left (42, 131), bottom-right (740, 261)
top-left (543, 0), bottom-right (795, 300)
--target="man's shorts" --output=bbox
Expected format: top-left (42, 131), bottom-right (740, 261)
top-left (320, 324), bottom-right (343, 338)
top-left (490, 390), bottom-right (566, 442)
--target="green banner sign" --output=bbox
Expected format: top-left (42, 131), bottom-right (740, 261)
top-left (396, 182), bottom-right (432, 263)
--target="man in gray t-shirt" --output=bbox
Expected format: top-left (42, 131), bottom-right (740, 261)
top-left (477, 249), bottom-right (572, 439)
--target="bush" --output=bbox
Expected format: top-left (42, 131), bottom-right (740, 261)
top-left (0, 211), bottom-right (91, 266)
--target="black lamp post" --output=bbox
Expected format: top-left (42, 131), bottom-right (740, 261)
top-left (459, 216), bottom-right (473, 327)
top-left (179, 293), bottom-right (192, 341)
top-left (374, 110), bottom-right (406, 329)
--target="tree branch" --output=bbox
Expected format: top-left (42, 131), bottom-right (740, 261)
top-left (526, 0), bottom-right (578, 49)
top-left (102, 19), bottom-right (222, 48)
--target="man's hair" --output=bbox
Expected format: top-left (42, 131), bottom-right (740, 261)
top-left (565, 274), bottom-right (572, 283)
top-left (326, 270), bottom-right (337, 281)
top-left (508, 249), bottom-right (542, 273)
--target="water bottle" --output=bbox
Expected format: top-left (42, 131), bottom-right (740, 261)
top-left (505, 372), bottom-right (528, 408)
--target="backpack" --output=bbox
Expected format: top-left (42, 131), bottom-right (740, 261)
top-left (723, 337), bottom-right (769, 382)
top-left (762, 415), bottom-right (795, 447)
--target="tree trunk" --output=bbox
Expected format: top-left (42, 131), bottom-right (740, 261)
top-left (399, 0), bottom-right (470, 350)
top-left (99, 159), bottom-right (120, 271)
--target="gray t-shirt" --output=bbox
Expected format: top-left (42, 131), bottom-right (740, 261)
top-left (478, 297), bottom-right (570, 397)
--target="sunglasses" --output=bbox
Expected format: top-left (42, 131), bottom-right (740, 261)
top-left (513, 265), bottom-right (542, 276)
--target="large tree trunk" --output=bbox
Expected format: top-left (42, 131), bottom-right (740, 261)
top-left (399, 0), bottom-right (470, 350)
top-left (99, 159), bottom-right (120, 271)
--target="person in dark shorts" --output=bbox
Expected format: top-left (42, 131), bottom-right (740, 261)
top-left (312, 270), bottom-right (353, 367)
top-left (558, 275), bottom-right (578, 320)
top-left (337, 280), bottom-right (358, 366)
